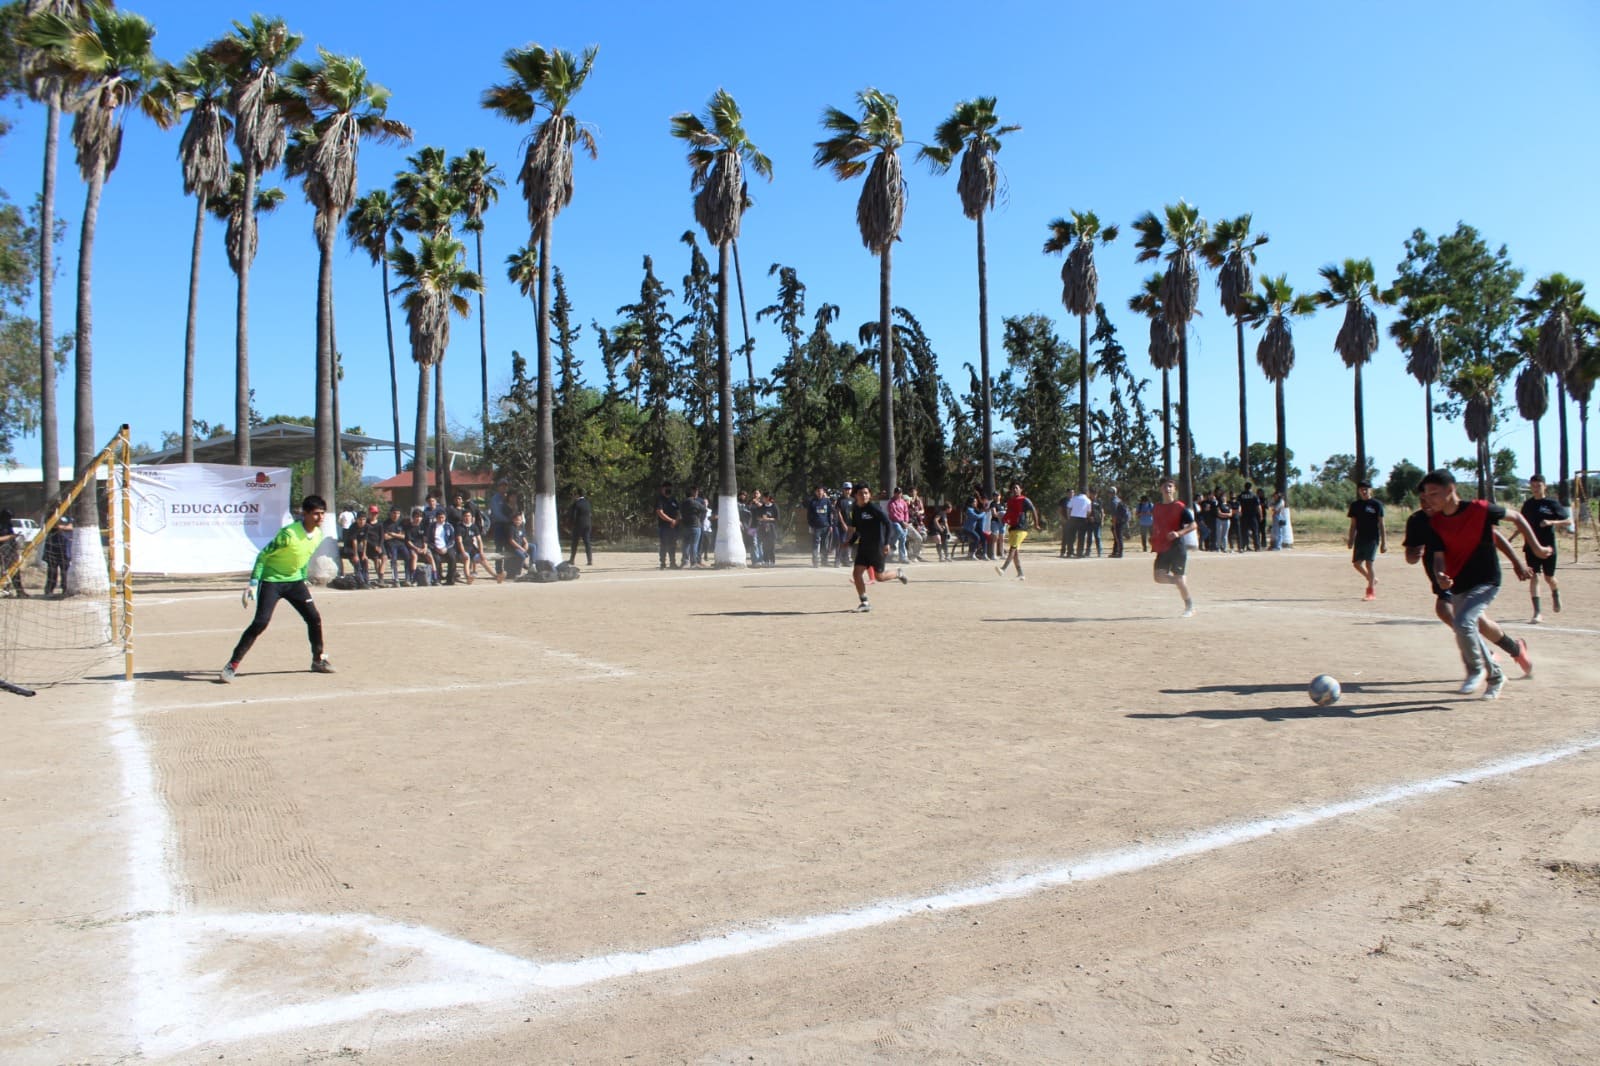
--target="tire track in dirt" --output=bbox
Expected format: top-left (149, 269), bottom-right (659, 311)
top-left (141, 712), bottom-right (340, 908)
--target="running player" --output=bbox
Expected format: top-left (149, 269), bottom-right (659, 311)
top-left (996, 482), bottom-right (1043, 580)
top-left (844, 483), bottom-right (908, 613)
top-left (1418, 470), bottom-right (1549, 697)
top-left (221, 495), bottom-right (336, 682)
top-left (1150, 477), bottom-right (1199, 617)
top-left (1346, 481), bottom-right (1386, 600)
top-left (1516, 474), bottom-right (1572, 623)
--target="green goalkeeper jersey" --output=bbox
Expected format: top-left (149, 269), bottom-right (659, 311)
top-left (250, 521), bottom-right (325, 583)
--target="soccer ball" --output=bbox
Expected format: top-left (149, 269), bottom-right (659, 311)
top-left (1309, 674), bottom-right (1342, 706)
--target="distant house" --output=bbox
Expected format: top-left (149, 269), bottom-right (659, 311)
top-left (372, 469), bottom-right (497, 511)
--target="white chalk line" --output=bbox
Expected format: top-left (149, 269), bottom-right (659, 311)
top-left (109, 648), bottom-right (1600, 1057)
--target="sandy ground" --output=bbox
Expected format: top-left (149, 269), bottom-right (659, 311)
top-left (2, 537), bottom-right (1598, 1064)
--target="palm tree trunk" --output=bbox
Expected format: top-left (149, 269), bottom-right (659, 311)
top-left (1424, 382), bottom-right (1435, 472)
top-left (314, 227), bottom-right (337, 509)
top-left (976, 213), bottom-right (993, 497)
top-left (412, 358), bottom-right (431, 505)
top-left (714, 239), bottom-right (744, 567)
top-left (434, 360), bottom-right (448, 503)
top-left (38, 95), bottom-right (60, 503)
top-left (181, 194), bottom-right (206, 464)
top-left (1532, 417), bottom-right (1543, 478)
top-left (1556, 379), bottom-right (1571, 504)
top-left (67, 162), bottom-right (106, 593)
top-left (1579, 400), bottom-right (1590, 513)
top-left (531, 227), bottom-right (561, 563)
top-left (381, 257), bottom-right (402, 472)
top-left (1274, 378), bottom-right (1288, 497)
top-left (732, 237), bottom-right (755, 424)
top-left (1177, 329), bottom-right (1193, 505)
top-left (476, 229), bottom-right (490, 452)
top-left (331, 317), bottom-right (341, 495)
top-left (1235, 316), bottom-right (1249, 479)
top-left (1161, 369), bottom-right (1172, 480)
top-left (235, 159), bottom-right (258, 464)
top-left (1078, 310), bottom-right (1090, 493)
top-left (878, 242), bottom-right (896, 496)
top-left (1352, 361), bottom-right (1366, 486)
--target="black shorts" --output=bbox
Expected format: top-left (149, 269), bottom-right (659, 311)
top-left (1153, 544), bottom-right (1188, 577)
top-left (854, 548), bottom-right (887, 572)
top-left (1524, 547), bottom-right (1557, 577)
top-left (1352, 537), bottom-right (1380, 563)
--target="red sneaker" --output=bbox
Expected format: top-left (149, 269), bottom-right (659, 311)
top-left (1513, 639), bottom-right (1533, 677)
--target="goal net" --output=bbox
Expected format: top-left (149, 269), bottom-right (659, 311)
top-left (0, 426), bottom-right (132, 695)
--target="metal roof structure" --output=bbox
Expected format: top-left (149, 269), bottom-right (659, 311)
top-left (135, 423), bottom-right (404, 469)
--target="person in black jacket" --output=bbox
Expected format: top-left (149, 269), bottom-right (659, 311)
top-left (567, 487), bottom-right (594, 567)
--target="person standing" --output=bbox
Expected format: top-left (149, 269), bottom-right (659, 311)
top-left (220, 496), bottom-right (336, 681)
top-left (681, 487), bottom-right (709, 568)
top-left (1236, 483), bottom-right (1262, 551)
top-left (1109, 490), bottom-right (1129, 558)
top-left (654, 483), bottom-right (680, 570)
top-left (1064, 489), bottom-right (1092, 558)
top-left (1214, 492), bottom-right (1234, 553)
top-left (804, 485), bottom-right (834, 567)
top-left (42, 512), bottom-right (73, 597)
top-left (1346, 481), bottom-right (1387, 600)
top-left (488, 479), bottom-right (513, 556)
top-left (1136, 494), bottom-right (1154, 552)
top-left (1420, 469), bottom-right (1548, 697)
top-left (996, 482), bottom-right (1043, 580)
top-left (1272, 491), bottom-right (1293, 549)
top-left (886, 487), bottom-right (911, 564)
top-left (566, 487), bottom-right (594, 567)
top-left (1518, 473), bottom-right (1572, 623)
top-left (844, 483), bottom-right (909, 612)
top-left (1150, 478), bottom-right (1198, 617)
top-left (756, 491), bottom-right (779, 566)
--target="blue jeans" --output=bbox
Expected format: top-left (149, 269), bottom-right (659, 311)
top-left (811, 526), bottom-right (829, 565)
top-left (1451, 583), bottom-right (1504, 680)
top-left (891, 522), bottom-right (908, 562)
top-left (1214, 518), bottom-right (1231, 552)
top-left (684, 526), bottom-right (703, 566)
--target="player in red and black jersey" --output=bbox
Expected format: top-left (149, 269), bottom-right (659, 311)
top-left (1417, 469), bottom-right (1550, 699)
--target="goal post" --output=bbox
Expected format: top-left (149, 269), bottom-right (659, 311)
top-left (0, 424), bottom-right (134, 693)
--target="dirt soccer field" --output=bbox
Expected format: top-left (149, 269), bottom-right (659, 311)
top-left (3, 540), bottom-right (1598, 1064)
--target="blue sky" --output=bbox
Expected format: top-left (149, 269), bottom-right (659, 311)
top-left (4, 0), bottom-right (1599, 487)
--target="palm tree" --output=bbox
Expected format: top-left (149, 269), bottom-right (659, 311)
top-left (920, 96), bottom-right (1018, 497)
top-left (506, 244), bottom-right (539, 323)
top-left (23, 3), bottom-right (169, 543)
top-left (390, 233), bottom-right (482, 503)
top-left (482, 43), bottom-right (597, 565)
top-left (1044, 211), bottom-right (1118, 493)
top-left (1452, 364), bottom-right (1499, 499)
top-left (166, 49), bottom-right (232, 464)
top-left (281, 48), bottom-right (412, 514)
top-left (1388, 306), bottom-right (1443, 471)
top-left (1245, 275), bottom-right (1317, 496)
top-left (1315, 257), bottom-right (1388, 488)
top-left (814, 88), bottom-right (907, 496)
top-left (1521, 273), bottom-right (1585, 499)
top-left (1567, 324), bottom-right (1598, 498)
top-left (208, 15), bottom-right (301, 465)
top-left (447, 149), bottom-right (504, 450)
top-left (1132, 201), bottom-right (1209, 504)
top-left (1514, 359), bottom-right (1548, 477)
top-left (346, 189), bottom-right (405, 469)
top-left (670, 88), bottom-right (772, 567)
top-left (1128, 273), bottom-right (1178, 479)
top-left (1201, 215), bottom-right (1268, 479)
top-left (18, 0), bottom-right (97, 505)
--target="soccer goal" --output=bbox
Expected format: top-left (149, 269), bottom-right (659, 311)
top-left (0, 425), bottom-right (133, 695)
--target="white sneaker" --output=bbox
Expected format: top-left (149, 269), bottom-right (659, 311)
top-left (1483, 676), bottom-right (1506, 700)
top-left (1458, 671), bottom-right (1485, 695)
top-left (220, 662), bottom-right (237, 683)
top-left (1181, 603), bottom-right (1195, 618)
top-left (853, 601), bottom-right (872, 613)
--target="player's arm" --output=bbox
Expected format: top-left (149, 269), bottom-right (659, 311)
top-left (1345, 515), bottom-right (1356, 549)
top-left (1505, 510), bottom-right (1552, 557)
top-left (1493, 529), bottom-right (1531, 581)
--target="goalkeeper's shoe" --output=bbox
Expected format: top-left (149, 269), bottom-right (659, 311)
top-left (311, 657), bottom-right (336, 674)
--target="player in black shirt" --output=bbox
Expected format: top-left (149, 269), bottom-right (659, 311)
top-left (1236, 483), bottom-right (1262, 551)
top-left (844, 483), bottom-right (908, 612)
top-left (1345, 482), bottom-right (1387, 600)
top-left (1517, 473), bottom-right (1572, 623)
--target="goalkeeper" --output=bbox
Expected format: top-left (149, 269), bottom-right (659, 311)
top-left (221, 495), bottom-right (336, 683)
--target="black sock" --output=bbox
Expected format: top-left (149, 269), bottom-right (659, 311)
top-left (1532, 596), bottom-right (1541, 615)
top-left (1553, 589), bottom-right (1562, 609)
top-left (1496, 634), bottom-right (1520, 655)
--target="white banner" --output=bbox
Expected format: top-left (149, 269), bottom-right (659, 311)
top-left (117, 463), bottom-right (293, 574)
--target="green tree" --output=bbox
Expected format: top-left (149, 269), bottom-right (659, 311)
top-left (920, 96), bottom-right (1018, 496)
top-left (282, 48), bottom-right (411, 513)
top-left (482, 42), bottom-right (597, 564)
top-left (1451, 362), bottom-right (1499, 499)
top-left (549, 266), bottom-right (586, 483)
top-left (447, 147), bottom-right (503, 448)
top-left (1131, 200), bottom-right (1208, 504)
top-left (1089, 305), bottom-right (1160, 494)
top-left (0, 193), bottom-right (71, 460)
top-left (1245, 274), bottom-right (1317, 496)
top-left (1315, 257), bottom-right (1388, 491)
top-left (996, 312), bottom-right (1071, 503)
top-left (815, 88), bottom-right (907, 496)
top-left (1383, 459), bottom-right (1426, 506)
top-left (671, 88), bottom-right (771, 564)
top-left (1386, 302), bottom-right (1444, 471)
top-left (675, 230), bottom-right (718, 481)
top-left (24, 2), bottom-right (169, 530)
top-left (1128, 272), bottom-right (1178, 479)
top-left (345, 188), bottom-right (404, 469)
top-left (1201, 214), bottom-right (1268, 480)
top-left (389, 232), bottom-right (482, 503)
top-left (1044, 210), bottom-right (1118, 493)
top-left (208, 14), bottom-right (301, 465)
top-left (1513, 337), bottom-right (1548, 477)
